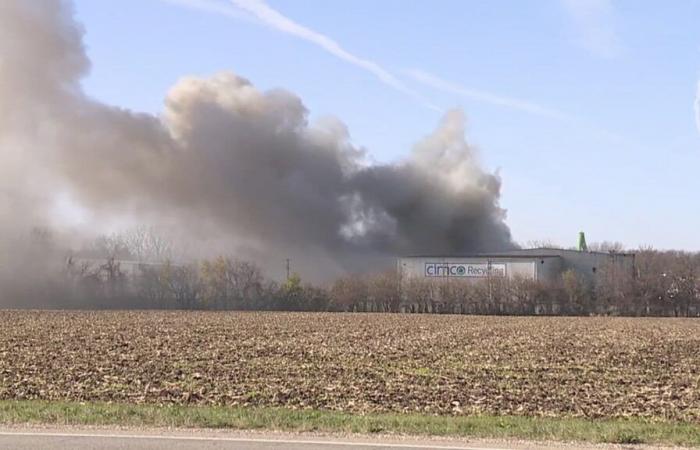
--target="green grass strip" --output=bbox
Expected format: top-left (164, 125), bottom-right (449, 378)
top-left (0, 400), bottom-right (699, 446)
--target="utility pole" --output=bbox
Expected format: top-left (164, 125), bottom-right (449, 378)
top-left (286, 258), bottom-right (290, 281)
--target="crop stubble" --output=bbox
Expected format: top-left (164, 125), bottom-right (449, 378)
top-left (0, 311), bottom-right (699, 421)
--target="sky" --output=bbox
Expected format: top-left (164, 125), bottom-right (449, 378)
top-left (71, 0), bottom-right (700, 250)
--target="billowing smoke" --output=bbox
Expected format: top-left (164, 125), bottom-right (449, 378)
top-left (0, 0), bottom-right (513, 292)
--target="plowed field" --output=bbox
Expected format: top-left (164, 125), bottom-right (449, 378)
top-left (1, 311), bottom-right (699, 421)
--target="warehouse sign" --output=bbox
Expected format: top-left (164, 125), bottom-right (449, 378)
top-left (424, 262), bottom-right (506, 278)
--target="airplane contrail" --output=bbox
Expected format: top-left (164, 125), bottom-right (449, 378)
top-left (164, 0), bottom-right (439, 111)
top-left (406, 69), bottom-right (571, 120)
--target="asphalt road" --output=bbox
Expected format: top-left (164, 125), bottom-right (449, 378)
top-left (0, 428), bottom-right (682, 450)
top-left (0, 430), bottom-right (514, 450)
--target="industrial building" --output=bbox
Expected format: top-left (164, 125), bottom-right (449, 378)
top-left (396, 245), bottom-right (636, 313)
top-left (398, 247), bottom-right (636, 286)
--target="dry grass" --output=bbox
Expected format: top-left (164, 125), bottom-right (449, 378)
top-left (1, 311), bottom-right (700, 421)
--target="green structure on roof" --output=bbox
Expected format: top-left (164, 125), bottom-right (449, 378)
top-left (578, 231), bottom-right (588, 252)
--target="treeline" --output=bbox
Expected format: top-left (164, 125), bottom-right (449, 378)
top-left (369, 250), bottom-right (700, 317)
top-left (5, 228), bottom-right (700, 316)
top-left (60, 249), bottom-right (700, 317)
top-left (63, 256), bottom-right (390, 312)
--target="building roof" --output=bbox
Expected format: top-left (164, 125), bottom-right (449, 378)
top-left (401, 247), bottom-right (635, 259)
top-left (492, 247), bottom-right (636, 257)
top-left (400, 253), bottom-right (561, 259)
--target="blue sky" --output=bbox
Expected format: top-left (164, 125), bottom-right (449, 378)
top-left (72, 0), bottom-right (700, 250)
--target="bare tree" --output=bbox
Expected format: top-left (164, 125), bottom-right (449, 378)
top-left (561, 269), bottom-right (591, 315)
top-left (402, 278), bottom-right (438, 313)
top-left (119, 226), bottom-right (174, 262)
top-left (507, 277), bottom-right (542, 315)
top-left (225, 260), bottom-right (264, 309)
top-left (200, 257), bottom-right (264, 309)
top-left (330, 275), bottom-right (368, 312)
top-left (166, 263), bottom-right (201, 310)
top-left (368, 271), bottom-right (401, 312)
top-left (137, 264), bottom-right (171, 308)
top-left (588, 241), bottom-right (626, 253)
top-left (523, 239), bottom-right (561, 249)
top-left (595, 259), bottom-right (636, 315)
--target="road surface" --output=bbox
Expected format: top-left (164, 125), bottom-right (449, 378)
top-left (0, 427), bottom-right (684, 449)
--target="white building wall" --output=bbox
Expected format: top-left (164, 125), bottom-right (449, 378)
top-left (489, 249), bottom-right (636, 284)
top-left (398, 257), bottom-right (539, 282)
top-left (399, 250), bottom-right (635, 287)
top-left (533, 257), bottom-right (563, 282)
